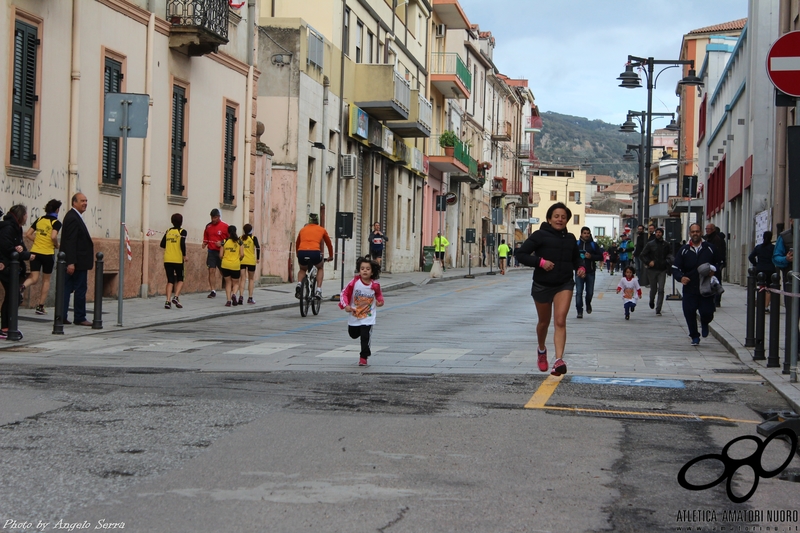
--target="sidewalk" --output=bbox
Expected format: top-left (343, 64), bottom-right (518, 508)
top-left (708, 280), bottom-right (800, 412)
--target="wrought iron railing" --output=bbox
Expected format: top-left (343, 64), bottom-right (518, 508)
top-left (167, 0), bottom-right (229, 42)
top-left (430, 53), bottom-right (472, 92)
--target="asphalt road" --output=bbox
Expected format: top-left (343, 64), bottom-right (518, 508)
top-left (1, 274), bottom-right (799, 532)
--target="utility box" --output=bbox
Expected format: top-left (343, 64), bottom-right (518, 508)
top-left (423, 246), bottom-right (435, 272)
top-left (465, 228), bottom-right (476, 244)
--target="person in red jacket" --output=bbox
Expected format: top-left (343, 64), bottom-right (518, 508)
top-left (202, 209), bottom-right (229, 299)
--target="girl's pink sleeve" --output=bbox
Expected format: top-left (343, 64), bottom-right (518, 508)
top-left (339, 278), bottom-right (356, 309)
top-left (373, 282), bottom-right (384, 304)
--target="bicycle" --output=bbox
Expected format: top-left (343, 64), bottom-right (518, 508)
top-left (299, 259), bottom-right (330, 317)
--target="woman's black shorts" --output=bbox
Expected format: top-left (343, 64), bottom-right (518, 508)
top-left (221, 267), bottom-right (241, 279)
top-left (531, 279), bottom-right (575, 304)
top-left (30, 254), bottom-right (55, 275)
top-left (164, 263), bottom-right (184, 284)
top-left (241, 264), bottom-right (256, 272)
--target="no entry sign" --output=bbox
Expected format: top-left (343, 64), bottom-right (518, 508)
top-left (767, 31), bottom-right (800, 97)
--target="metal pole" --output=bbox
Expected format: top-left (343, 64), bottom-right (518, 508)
top-left (792, 101), bottom-right (800, 382)
top-left (6, 252), bottom-right (21, 341)
top-left (118, 99), bottom-right (130, 327)
top-left (643, 59), bottom-right (654, 225)
top-left (465, 242), bottom-right (473, 278)
top-left (52, 252), bottom-right (66, 335)
top-left (340, 238), bottom-right (346, 294)
top-left (754, 272), bottom-right (766, 361)
top-left (745, 267), bottom-right (756, 347)
top-left (768, 272), bottom-right (781, 368)
top-left (686, 175), bottom-right (693, 240)
top-left (93, 252), bottom-right (104, 329)
top-left (638, 121), bottom-right (645, 224)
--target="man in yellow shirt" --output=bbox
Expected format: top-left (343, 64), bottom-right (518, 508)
top-left (497, 239), bottom-right (511, 275)
top-left (433, 231), bottom-right (449, 271)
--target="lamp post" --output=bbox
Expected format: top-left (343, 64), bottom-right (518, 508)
top-left (618, 57), bottom-right (702, 225)
top-left (619, 111), bottom-right (674, 225)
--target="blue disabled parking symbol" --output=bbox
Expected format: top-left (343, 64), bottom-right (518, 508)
top-left (570, 376), bottom-right (685, 389)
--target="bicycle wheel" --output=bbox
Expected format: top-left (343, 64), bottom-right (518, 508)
top-left (299, 278), bottom-right (310, 317)
top-left (311, 278), bottom-right (321, 315)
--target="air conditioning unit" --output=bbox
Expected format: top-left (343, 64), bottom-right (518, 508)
top-left (341, 154), bottom-right (357, 178)
top-left (435, 24), bottom-right (446, 38)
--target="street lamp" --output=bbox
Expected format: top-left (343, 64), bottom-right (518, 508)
top-left (618, 55), bottom-right (703, 224)
top-left (619, 110), bottom-right (673, 226)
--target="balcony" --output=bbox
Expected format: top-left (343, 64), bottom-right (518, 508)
top-left (516, 143), bottom-right (531, 159)
top-left (505, 181), bottom-right (522, 203)
top-left (525, 115), bottom-right (543, 133)
top-left (491, 121), bottom-right (512, 142)
top-left (167, 0), bottom-right (229, 57)
top-left (353, 65), bottom-right (411, 121)
top-left (428, 135), bottom-right (472, 175)
top-left (430, 53), bottom-right (471, 99)
top-left (387, 90), bottom-right (432, 138)
top-left (432, 0), bottom-right (471, 30)
top-left (492, 177), bottom-right (507, 197)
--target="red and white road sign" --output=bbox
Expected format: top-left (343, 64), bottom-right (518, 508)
top-left (767, 31), bottom-right (800, 97)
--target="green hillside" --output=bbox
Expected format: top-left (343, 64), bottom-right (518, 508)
top-left (533, 111), bottom-right (640, 181)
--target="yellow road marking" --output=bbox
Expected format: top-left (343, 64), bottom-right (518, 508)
top-left (523, 376), bottom-right (760, 424)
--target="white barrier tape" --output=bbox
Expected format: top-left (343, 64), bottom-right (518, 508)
top-left (758, 286), bottom-right (800, 298)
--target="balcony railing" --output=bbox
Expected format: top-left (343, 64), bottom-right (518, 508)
top-left (430, 53), bottom-right (472, 92)
top-left (492, 121), bottom-right (512, 141)
top-left (525, 115), bottom-right (543, 132)
top-left (393, 71), bottom-right (411, 115)
top-left (418, 93), bottom-right (433, 132)
top-left (517, 144), bottom-right (531, 159)
top-left (167, 0), bottom-right (229, 55)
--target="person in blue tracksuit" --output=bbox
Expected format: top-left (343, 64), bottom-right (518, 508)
top-left (672, 223), bottom-right (718, 346)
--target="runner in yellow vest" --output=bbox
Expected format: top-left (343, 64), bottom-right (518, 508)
top-left (498, 239), bottom-right (511, 275)
top-left (433, 231), bottom-right (449, 271)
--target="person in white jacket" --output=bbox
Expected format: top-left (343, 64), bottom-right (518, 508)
top-left (339, 257), bottom-right (385, 367)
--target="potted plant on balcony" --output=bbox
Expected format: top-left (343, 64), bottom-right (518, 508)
top-left (439, 130), bottom-right (457, 157)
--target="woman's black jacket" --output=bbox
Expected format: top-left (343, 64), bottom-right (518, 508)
top-left (0, 215), bottom-right (31, 281)
top-left (516, 222), bottom-right (580, 287)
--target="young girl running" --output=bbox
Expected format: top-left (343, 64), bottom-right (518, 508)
top-left (616, 265), bottom-right (642, 320)
top-left (237, 224), bottom-right (260, 305)
top-left (339, 257), bottom-right (384, 367)
top-left (219, 225), bottom-right (244, 307)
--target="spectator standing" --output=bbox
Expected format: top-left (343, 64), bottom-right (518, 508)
top-left (497, 239), bottom-right (511, 275)
top-left (368, 222), bottom-right (388, 268)
top-left (220, 225), bottom-right (244, 307)
top-left (433, 231), bottom-right (449, 271)
top-left (618, 233), bottom-right (633, 273)
top-left (516, 202), bottom-right (584, 376)
top-left (607, 242), bottom-right (619, 275)
top-left (60, 193), bottom-right (94, 326)
top-left (616, 265), bottom-right (642, 320)
top-left (575, 227), bottom-right (602, 318)
top-left (0, 205), bottom-right (34, 338)
top-left (202, 209), bottom-right (229, 299)
top-left (704, 223), bottom-right (726, 306)
top-left (160, 213), bottom-right (187, 310)
top-left (673, 223), bottom-right (718, 346)
top-left (749, 231), bottom-right (776, 309)
top-left (339, 256), bottom-right (385, 367)
top-left (238, 224), bottom-right (260, 305)
top-left (640, 227), bottom-right (673, 316)
top-left (24, 199), bottom-right (62, 314)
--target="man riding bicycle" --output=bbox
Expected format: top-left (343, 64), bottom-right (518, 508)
top-left (295, 213), bottom-right (334, 299)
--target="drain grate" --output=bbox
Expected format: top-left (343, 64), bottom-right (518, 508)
top-left (712, 368), bottom-right (757, 374)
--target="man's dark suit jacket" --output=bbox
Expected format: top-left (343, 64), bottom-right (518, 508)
top-left (61, 208), bottom-right (94, 271)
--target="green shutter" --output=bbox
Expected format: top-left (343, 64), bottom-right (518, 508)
top-left (223, 106), bottom-right (236, 204)
top-left (10, 21), bottom-right (38, 167)
top-left (171, 86), bottom-right (186, 195)
top-left (102, 58), bottom-right (122, 184)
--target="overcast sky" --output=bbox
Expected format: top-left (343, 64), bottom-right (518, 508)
top-left (457, 0), bottom-right (749, 126)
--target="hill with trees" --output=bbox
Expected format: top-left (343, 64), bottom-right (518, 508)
top-left (533, 111), bottom-right (640, 181)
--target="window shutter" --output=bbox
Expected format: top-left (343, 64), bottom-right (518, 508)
top-left (102, 58), bottom-right (123, 184)
top-left (223, 106), bottom-right (236, 204)
top-left (170, 86), bottom-right (186, 195)
top-left (10, 21), bottom-right (38, 167)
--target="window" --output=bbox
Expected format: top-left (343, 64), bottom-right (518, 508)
top-left (10, 19), bottom-right (39, 168)
top-left (223, 104), bottom-right (237, 205)
top-left (307, 27), bottom-right (323, 68)
top-left (550, 190), bottom-right (557, 201)
top-left (594, 227), bottom-right (606, 236)
top-left (574, 215), bottom-right (580, 225)
top-left (569, 191), bottom-right (579, 202)
top-left (366, 32), bottom-right (373, 64)
top-left (343, 8), bottom-right (350, 57)
top-left (170, 84), bottom-right (188, 196)
top-left (102, 57), bottom-right (124, 184)
top-left (355, 21), bottom-right (363, 63)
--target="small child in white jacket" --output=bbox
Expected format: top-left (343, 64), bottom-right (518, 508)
top-left (339, 257), bottom-right (385, 366)
top-left (616, 265), bottom-right (642, 320)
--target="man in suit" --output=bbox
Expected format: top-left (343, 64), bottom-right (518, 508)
top-left (61, 192), bottom-right (94, 326)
